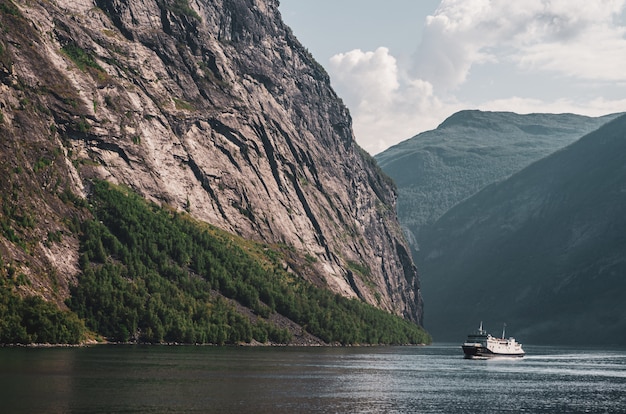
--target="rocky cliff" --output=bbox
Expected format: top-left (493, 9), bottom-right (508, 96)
top-left (0, 0), bottom-right (422, 325)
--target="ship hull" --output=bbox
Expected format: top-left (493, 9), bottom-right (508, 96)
top-left (462, 345), bottom-right (525, 358)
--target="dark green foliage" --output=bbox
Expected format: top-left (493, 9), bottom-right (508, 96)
top-left (0, 284), bottom-right (86, 344)
top-left (159, 0), bottom-right (200, 20)
top-left (58, 187), bottom-right (88, 209)
top-left (61, 43), bottom-right (103, 72)
top-left (33, 156), bottom-right (52, 172)
top-left (0, 0), bottom-right (20, 17)
top-left (346, 260), bottom-right (371, 278)
top-left (68, 181), bottom-right (429, 345)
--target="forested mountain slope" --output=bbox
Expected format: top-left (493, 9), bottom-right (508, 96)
top-left (0, 0), bottom-right (426, 343)
top-left (418, 114), bottom-right (626, 345)
top-left (376, 110), bottom-right (620, 250)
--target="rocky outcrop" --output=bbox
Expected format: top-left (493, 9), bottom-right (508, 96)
top-left (0, 0), bottom-right (422, 323)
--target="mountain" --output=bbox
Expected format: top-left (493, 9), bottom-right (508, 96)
top-left (418, 114), bottom-right (626, 345)
top-left (375, 110), bottom-right (620, 250)
top-left (0, 0), bottom-right (425, 343)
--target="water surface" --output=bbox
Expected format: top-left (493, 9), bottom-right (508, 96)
top-left (1, 344), bottom-right (625, 413)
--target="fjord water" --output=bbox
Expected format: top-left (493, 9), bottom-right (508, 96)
top-left (1, 344), bottom-right (625, 413)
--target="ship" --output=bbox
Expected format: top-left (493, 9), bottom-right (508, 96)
top-left (461, 322), bottom-right (525, 358)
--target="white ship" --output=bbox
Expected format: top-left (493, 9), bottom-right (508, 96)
top-left (461, 322), bottom-right (525, 358)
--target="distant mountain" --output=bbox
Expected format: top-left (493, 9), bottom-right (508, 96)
top-left (418, 114), bottom-right (626, 345)
top-left (376, 110), bottom-right (621, 249)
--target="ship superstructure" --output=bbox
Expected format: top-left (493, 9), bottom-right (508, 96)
top-left (461, 322), bottom-right (525, 358)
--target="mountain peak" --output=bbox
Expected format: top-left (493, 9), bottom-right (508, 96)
top-left (437, 109), bottom-right (508, 130)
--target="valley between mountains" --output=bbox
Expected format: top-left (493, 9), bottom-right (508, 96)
top-left (1, 0), bottom-right (624, 347)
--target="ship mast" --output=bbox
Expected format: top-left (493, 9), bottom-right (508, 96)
top-left (502, 323), bottom-right (507, 339)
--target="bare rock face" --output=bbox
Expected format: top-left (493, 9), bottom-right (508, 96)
top-left (0, 0), bottom-right (423, 324)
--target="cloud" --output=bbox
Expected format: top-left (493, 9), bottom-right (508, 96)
top-left (478, 96), bottom-right (626, 117)
top-left (414, 0), bottom-right (626, 88)
top-left (328, 48), bottom-right (454, 154)
top-left (329, 48), bottom-right (400, 110)
top-left (326, 0), bottom-right (626, 154)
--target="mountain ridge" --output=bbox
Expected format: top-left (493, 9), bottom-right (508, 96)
top-left (376, 110), bottom-right (621, 251)
top-left (418, 114), bottom-right (626, 344)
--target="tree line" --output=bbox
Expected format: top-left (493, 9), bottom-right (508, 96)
top-left (1, 180), bottom-right (430, 345)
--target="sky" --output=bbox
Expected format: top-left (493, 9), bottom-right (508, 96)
top-left (278, 0), bottom-right (626, 155)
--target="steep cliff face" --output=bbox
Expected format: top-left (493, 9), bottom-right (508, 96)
top-left (0, 0), bottom-right (422, 323)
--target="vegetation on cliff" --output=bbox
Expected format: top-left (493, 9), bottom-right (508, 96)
top-left (61, 181), bottom-right (429, 345)
top-left (0, 0), bottom-right (428, 344)
top-left (0, 177), bottom-right (430, 345)
top-left (0, 281), bottom-right (86, 344)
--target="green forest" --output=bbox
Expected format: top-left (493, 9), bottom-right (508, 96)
top-left (1, 181), bottom-right (430, 345)
top-left (0, 283), bottom-right (86, 344)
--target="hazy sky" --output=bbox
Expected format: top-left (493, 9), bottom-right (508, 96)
top-left (279, 0), bottom-right (626, 154)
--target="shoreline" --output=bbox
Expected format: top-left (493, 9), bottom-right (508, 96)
top-left (1, 340), bottom-right (430, 348)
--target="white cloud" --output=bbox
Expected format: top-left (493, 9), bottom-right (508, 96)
top-left (326, 0), bottom-right (626, 154)
top-left (478, 96), bottom-right (626, 117)
top-left (329, 48), bottom-right (399, 110)
top-left (415, 0), bottom-right (626, 88)
top-left (328, 48), bottom-right (454, 154)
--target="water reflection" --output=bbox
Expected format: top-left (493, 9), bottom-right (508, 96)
top-left (0, 344), bottom-right (625, 413)
top-left (0, 348), bottom-right (76, 413)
